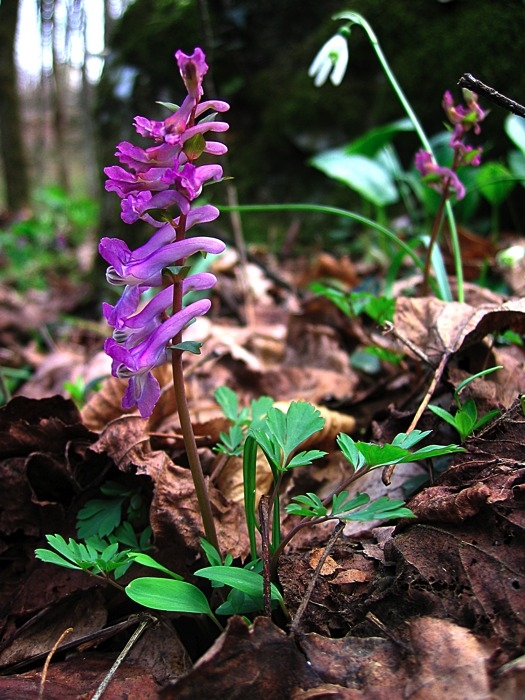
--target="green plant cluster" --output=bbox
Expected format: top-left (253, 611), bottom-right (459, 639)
top-left (0, 185), bottom-right (98, 291)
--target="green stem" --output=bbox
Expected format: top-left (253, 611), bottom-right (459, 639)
top-left (219, 203), bottom-right (425, 271)
top-left (422, 187), bottom-right (449, 296)
top-left (335, 11), bottom-right (462, 301)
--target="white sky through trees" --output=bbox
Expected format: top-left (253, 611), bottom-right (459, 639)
top-left (15, 0), bottom-right (129, 86)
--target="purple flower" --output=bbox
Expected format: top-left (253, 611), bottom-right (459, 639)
top-left (100, 235), bottom-right (225, 287)
top-left (415, 149), bottom-right (466, 200)
top-left (106, 273), bottom-right (218, 344)
top-left (105, 299), bottom-right (211, 417)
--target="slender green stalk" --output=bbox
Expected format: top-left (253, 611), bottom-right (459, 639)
top-left (335, 11), bottom-right (462, 301)
top-left (220, 202), bottom-right (444, 296)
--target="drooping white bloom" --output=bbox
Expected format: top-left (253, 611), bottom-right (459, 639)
top-left (308, 33), bottom-right (349, 87)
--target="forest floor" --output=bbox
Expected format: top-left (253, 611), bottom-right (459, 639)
top-left (0, 244), bottom-right (524, 699)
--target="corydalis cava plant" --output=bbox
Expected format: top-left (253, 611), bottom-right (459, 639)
top-left (100, 48), bottom-right (228, 419)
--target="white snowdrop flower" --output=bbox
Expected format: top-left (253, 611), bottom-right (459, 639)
top-left (308, 33), bottom-right (349, 87)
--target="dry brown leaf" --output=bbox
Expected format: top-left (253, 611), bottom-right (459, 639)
top-left (394, 296), bottom-right (525, 364)
top-left (406, 616), bottom-right (491, 699)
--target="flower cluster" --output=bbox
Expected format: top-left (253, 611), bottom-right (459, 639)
top-left (100, 48), bottom-right (228, 418)
top-left (415, 89), bottom-right (485, 200)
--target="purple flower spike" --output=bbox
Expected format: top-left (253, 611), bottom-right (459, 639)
top-left (102, 47), bottom-right (228, 417)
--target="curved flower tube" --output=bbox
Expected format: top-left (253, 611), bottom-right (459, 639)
top-left (102, 236), bottom-right (225, 287)
top-left (105, 299), bottom-right (211, 417)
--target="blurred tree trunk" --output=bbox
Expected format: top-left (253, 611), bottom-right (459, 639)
top-left (0, 0), bottom-right (31, 212)
top-left (51, 2), bottom-right (70, 192)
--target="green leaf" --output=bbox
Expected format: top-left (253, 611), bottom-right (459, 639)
top-left (286, 449), bottom-right (327, 469)
top-left (473, 408), bottom-right (500, 431)
top-left (341, 495), bottom-right (415, 521)
top-left (391, 430), bottom-right (432, 449)
top-left (343, 118), bottom-right (415, 158)
top-left (310, 150), bottom-right (399, 207)
top-left (428, 404), bottom-right (457, 429)
top-left (34, 548), bottom-right (82, 570)
top-left (337, 434), bottom-right (366, 471)
top-left (169, 341), bottom-right (203, 354)
top-left (454, 366), bottom-right (503, 398)
top-left (505, 114), bottom-right (525, 155)
top-left (266, 401), bottom-right (325, 468)
top-left (331, 491), bottom-right (370, 515)
top-left (76, 497), bottom-right (124, 539)
top-left (194, 566), bottom-right (284, 604)
top-left (474, 162), bottom-right (515, 206)
top-left (126, 553), bottom-right (184, 580)
top-left (125, 577), bottom-right (213, 616)
top-left (285, 492), bottom-right (327, 518)
top-left (200, 538), bottom-right (223, 567)
top-left (43, 534), bottom-right (83, 565)
top-left (214, 386), bottom-right (240, 422)
top-left (250, 396), bottom-right (274, 428)
top-left (243, 434), bottom-right (260, 561)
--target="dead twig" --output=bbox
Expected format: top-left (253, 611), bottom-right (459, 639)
top-left (458, 73), bottom-right (525, 118)
top-left (38, 627), bottom-right (74, 700)
top-left (91, 614), bottom-right (157, 700)
top-left (289, 520), bottom-right (345, 636)
top-left (382, 352), bottom-right (450, 485)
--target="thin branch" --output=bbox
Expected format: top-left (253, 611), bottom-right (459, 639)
top-left (458, 73), bottom-right (525, 118)
top-left (289, 521), bottom-right (345, 636)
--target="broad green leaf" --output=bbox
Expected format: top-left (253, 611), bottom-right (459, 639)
top-left (250, 396), bottom-right (274, 428)
top-left (343, 118), bottom-right (414, 158)
top-left (194, 566), bottom-right (284, 604)
top-left (310, 151), bottom-right (399, 207)
top-left (474, 162), bottom-right (515, 206)
top-left (125, 577), bottom-right (212, 615)
top-left (505, 114), bottom-right (525, 155)
top-left (126, 553), bottom-right (183, 580)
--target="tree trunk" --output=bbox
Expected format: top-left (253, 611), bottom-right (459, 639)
top-left (0, 0), bottom-right (31, 213)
